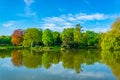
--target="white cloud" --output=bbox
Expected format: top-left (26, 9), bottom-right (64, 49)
top-left (68, 17), bottom-right (76, 21)
top-left (41, 22), bottom-right (72, 31)
top-left (2, 21), bottom-right (15, 27)
top-left (24, 0), bottom-right (34, 6)
top-left (41, 13), bottom-right (113, 32)
top-left (85, 27), bottom-right (110, 33)
top-left (19, 0), bottom-right (36, 17)
top-left (43, 17), bottom-right (66, 23)
top-left (76, 13), bottom-right (106, 21)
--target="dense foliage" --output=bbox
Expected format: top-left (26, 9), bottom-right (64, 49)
top-left (74, 24), bottom-right (82, 48)
top-left (22, 28), bottom-right (42, 47)
top-left (1, 18), bottom-right (120, 50)
top-left (0, 36), bottom-right (11, 46)
top-left (0, 24), bottom-right (101, 49)
top-left (61, 28), bottom-right (74, 48)
top-left (42, 29), bottom-right (54, 46)
top-left (101, 18), bottom-right (120, 50)
top-left (12, 29), bottom-right (24, 46)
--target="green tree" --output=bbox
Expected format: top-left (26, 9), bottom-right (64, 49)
top-left (42, 29), bottom-right (54, 46)
top-left (0, 36), bottom-right (12, 46)
top-left (61, 28), bottom-right (74, 49)
top-left (101, 18), bottom-right (120, 50)
top-left (53, 31), bottom-right (61, 46)
top-left (85, 30), bottom-right (100, 47)
top-left (74, 24), bottom-right (82, 47)
top-left (23, 28), bottom-right (42, 47)
top-left (80, 32), bottom-right (87, 47)
top-left (101, 31), bottom-right (120, 50)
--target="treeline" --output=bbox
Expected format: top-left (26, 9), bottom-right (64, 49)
top-left (10, 24), bottom-right (100, 49)
top-left (0, 36), bottom-right (11, 46)
top-left (0, 18), bottom-right (120, 50)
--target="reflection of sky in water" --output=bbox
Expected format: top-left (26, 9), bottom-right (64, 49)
top-left (0, 58), bottom-right (116, 80)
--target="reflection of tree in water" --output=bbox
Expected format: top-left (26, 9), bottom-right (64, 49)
top-left (0, 50), bottom-right (12, 58)
top-left (22, 50), bottom-right (43, 68)
top-left (11, 50), bottom-right (22, 67)
top-left (10, 49), bottom-right (100, 74)
top-left (101, 51), bottom-right (120, 80)
top-left (61, 50), bottom-right (101, 73)
top-left (61, 50), bottom-right (81, 73)
top-left (42, 51), bottom-right (61, 69)
top-left (5, 49), bottom-right (120, 78)
top-left (42, 52), bottom-right (53, 69)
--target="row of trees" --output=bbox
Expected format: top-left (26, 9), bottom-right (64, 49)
top-left (0, 36), bottom-right (11, 46)
top-left (11, 24), bottom-right (100, 49)
top-left (0, 18), bottom-right (119, 50)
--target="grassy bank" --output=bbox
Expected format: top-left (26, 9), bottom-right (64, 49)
top-left (0, 46), bottom-right (23, 50)
top-left (0, 45), bottom-right (99, 52)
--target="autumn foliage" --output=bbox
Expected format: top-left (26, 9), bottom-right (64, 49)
top-left (12, 29), bottom-right (24, 45)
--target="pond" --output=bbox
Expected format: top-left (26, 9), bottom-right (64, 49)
top-left (0, 49), bottom-right (120, 80)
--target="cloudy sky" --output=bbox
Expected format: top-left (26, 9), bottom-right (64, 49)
top-left (0, 0), bottom-right (120, 35)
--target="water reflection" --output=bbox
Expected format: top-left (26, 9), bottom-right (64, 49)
top-left (61, 50), bottom-right (101, 73)
top-left (0, 49), bottom-right (120, 80)
top-left (3, 49), bottom-right (101, 73)
top-left (22, 50), bottom-right (43, 68)
top-left (0, 50), bottom-right (11, 58)
top-left (11, 50), bottom-right (22, 67)
top-left (101, 50), bottom-right (120, 80)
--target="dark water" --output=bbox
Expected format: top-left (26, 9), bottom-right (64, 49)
top-left (0, 49), bottom-right (120, 80)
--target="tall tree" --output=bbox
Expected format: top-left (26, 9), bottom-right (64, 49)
top-left (101, 18), bottom-right (120, 50)
top-left (12, 29), bottom-right (24, 46)
top-left (61, 28), bottom-right (74, 49)
top-left (85, 30), bottom-right (100, 47)
top-left (112, 18), bottom-right (120, 32)
top-left (74, 24), bottom-right (82, 47)
top-left (23, 28), bottom-right (42, 47)
top-left (101, 31), bottom-right (120, 50)
top-left (53, 31), bottom-right (61, 46)
top-left (42, 29), bottom-right (54, 46)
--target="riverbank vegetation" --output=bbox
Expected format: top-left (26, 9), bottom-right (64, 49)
top-left (0, 18), bottom-right (120, 51)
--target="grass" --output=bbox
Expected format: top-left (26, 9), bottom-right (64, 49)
top-left (0, 46), bottom-right (23, 50)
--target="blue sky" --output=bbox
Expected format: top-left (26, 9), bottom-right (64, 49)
top-left (0, 0), bottom-right (120, 35)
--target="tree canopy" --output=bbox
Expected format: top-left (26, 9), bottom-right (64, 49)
top-left (42, 29), bottom-right (54, 46)
top-left (61, 28), bottom-right (74, 49)
top-left (101, 18), bottom-right (120, 50)
top-left (23, 28), bottom-right (42, 47)
top-left (2, 18), bottom-right (120, 50)
top-left (12, 29), bottom-right (24, 46)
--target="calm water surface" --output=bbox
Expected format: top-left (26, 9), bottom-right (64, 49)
top-left (0, 49), bottom-right (120, 80)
